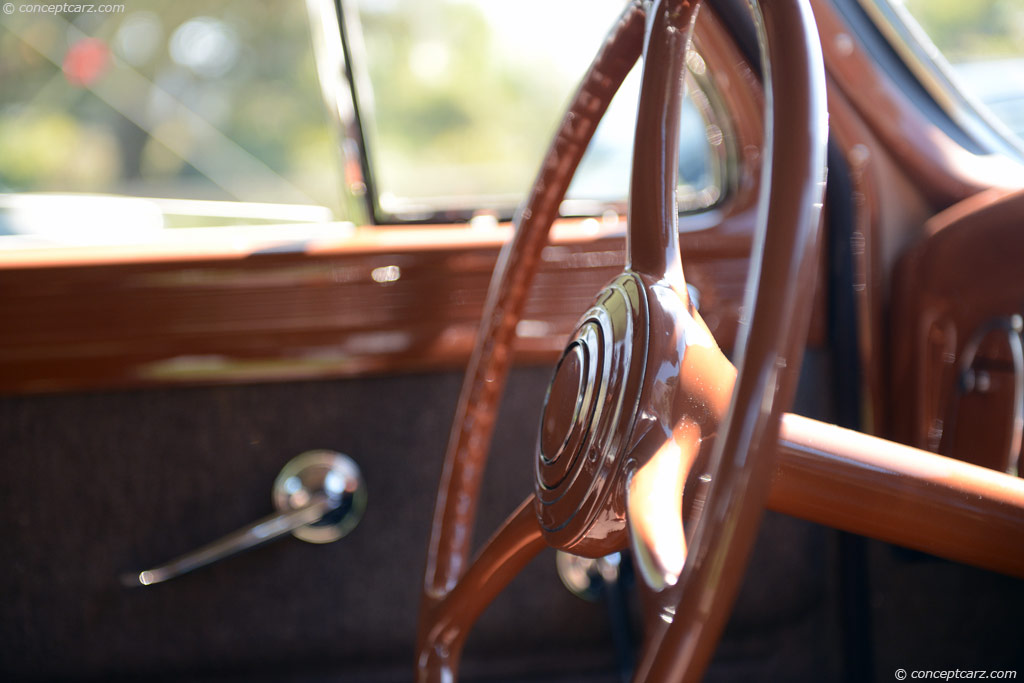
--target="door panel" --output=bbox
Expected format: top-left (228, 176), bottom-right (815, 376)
top-left (0, 369), bottom-right (618, 679)
top-left (1, 366), bottom-right (840, 681)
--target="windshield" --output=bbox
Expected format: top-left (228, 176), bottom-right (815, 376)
top-left (350, 0), bottom-right (727, 221)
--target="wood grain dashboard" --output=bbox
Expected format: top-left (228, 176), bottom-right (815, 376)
top-left (1, 208), bottom-right (823, 395)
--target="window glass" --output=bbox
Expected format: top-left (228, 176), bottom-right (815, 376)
top-left (354, 0), bottom-right (725, 220)
top-left (899, 0), bottom-right (1024, 141)
top-left (0, 1), bottom-right (341, 239)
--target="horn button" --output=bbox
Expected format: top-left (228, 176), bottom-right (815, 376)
top-left (535, 273), bottom-right (649, 554)
top-left (539, 335), bottom-right (596, 488)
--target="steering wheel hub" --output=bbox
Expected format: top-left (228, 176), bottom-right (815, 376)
top-left (538, 334), bottom-right (594, 484)
top-left (535, 272), bottom-right (649, 555)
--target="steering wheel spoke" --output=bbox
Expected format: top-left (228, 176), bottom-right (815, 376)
top-left (627, 0), bottom-right (699, 287)
top-left (626, 419), bottom-right (700, 591)
top-left (418, 494), bottom-right (546, 683)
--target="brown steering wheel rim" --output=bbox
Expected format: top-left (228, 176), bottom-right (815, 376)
top-left (417, 0), bottom-right (828, 680)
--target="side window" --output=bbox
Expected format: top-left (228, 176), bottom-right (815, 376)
top-left (894, 0), bottom-right (1024, 143)
top-left (352, 0), bottom-right (728, 221)
top-left (0, 1), bottom-right (341, 242)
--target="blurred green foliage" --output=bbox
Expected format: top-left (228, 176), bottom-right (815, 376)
top-left (359, 0), bottom-right (573, 206)
top-left (904, 0), bottom-right (1024, 62)
top-left (0, 0), bottom-right (712, 224)
top-left (357, 0), bottom-right (717, 214)
top-left (0, 0), bottom-right (341, 210)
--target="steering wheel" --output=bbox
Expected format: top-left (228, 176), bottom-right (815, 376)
top-left (416, 0), bottom-right (827, 680)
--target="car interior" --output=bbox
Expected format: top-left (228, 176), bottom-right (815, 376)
top-left (1, 0), bottom-right (1023, 681)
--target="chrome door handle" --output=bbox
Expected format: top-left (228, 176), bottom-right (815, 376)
top-left (121, 450), bottom-right (366, 587)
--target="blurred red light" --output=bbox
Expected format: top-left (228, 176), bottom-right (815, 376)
top-left (63, 37), bottom-right (110, 88)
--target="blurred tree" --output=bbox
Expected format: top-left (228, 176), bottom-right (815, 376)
top-left (0, 0), bottom-right (341, 211)
top-left (359, 0), bottom-right (573, 205)
top-left (904, 0), bottom-right (1024, 62)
